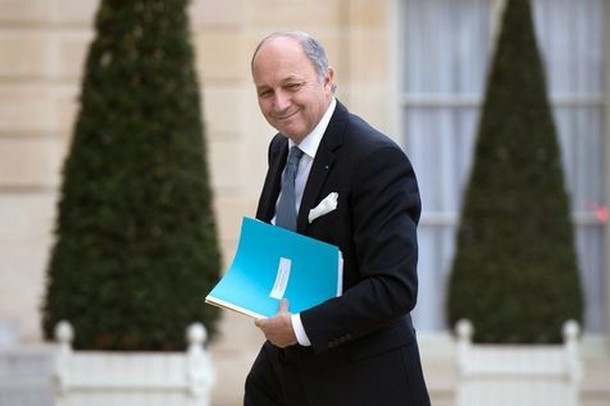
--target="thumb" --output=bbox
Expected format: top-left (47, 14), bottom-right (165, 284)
top-left (279, 298), bottom-right (290, 314)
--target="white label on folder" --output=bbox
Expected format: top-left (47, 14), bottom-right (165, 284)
top-left (270, 257), bottom-right (291, 299)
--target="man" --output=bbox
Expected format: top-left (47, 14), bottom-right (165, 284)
top-left (246, 31), bottom-right (430, 405)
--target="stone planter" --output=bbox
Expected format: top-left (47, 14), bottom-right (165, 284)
top-left (53, 321), bottom-right (215, 406)
top-left (454, 319), bottom-right (582, 406)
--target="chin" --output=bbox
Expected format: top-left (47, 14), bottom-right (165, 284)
top-left (277, 127), bottom-right (303, 141)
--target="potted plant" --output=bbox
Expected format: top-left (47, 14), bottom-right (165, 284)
top-left (447, 0), bottom-right (584, 403)
top-left (41, 0), bottom-right (220, 403)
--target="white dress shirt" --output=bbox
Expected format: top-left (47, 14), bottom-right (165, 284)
top-left (273, 97), bottom-right (337, 347)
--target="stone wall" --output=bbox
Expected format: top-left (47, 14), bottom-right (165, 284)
top-left (0, 0), bottom-right (99, 343)
top-left (0, 0), bottom-right (391, 343)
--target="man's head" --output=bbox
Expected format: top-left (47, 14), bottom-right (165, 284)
top-left (251, 31), bottom-right (335, 144)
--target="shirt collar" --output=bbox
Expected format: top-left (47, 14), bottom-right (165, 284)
top-left (289, 97), bottom-right (337, 159)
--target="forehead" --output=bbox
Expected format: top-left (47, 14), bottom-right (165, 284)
top-left (252, 37), bottom-right (316, 83)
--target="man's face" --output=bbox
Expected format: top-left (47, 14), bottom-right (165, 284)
top-left (252, 37), bottom-right (334, 144)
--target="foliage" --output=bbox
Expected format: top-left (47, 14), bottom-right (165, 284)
top-left (446, 0), bottom-right (583, 343)
top-left (42, 0), bottom-right (221, 351)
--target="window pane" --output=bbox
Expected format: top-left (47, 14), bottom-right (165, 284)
top-left (554, 106), bottom-right (605, 212)
top-left (403, 107), bottom-right (478, 213)
top-left (533, 0), bottom-right (605, 95)
top-left (402, 0), bottom-right (492, 94)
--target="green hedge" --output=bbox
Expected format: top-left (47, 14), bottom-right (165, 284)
top-left (42, 0), bottom-right (221, 351)
top-left (446, 0), bottom-right (583, 343)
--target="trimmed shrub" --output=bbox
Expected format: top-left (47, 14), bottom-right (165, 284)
top-left (42, 0), bottom-right (221, 351)
top-left (446, 0), bottom-right (583, 343)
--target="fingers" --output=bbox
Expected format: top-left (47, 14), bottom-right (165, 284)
top-left (254, 299), bottom-right (290, 330)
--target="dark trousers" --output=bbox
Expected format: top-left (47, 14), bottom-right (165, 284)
top-left (244, 341), bottom-right (430, 406)
top-left (244, 341), bottom-right (309, 406)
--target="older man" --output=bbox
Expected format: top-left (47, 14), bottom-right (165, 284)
top-left (246, 31), bottom-right (430, 405)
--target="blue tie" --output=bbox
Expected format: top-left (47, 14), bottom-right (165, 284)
top-left (275, 146), bottom-right (304, 231)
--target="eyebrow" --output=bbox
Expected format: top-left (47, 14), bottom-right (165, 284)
top-left (281, 75), bottom-right (304, 83)
top-left (256, 76), bottom-right (306, 91)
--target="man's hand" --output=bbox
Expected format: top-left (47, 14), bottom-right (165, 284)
top-left (254, 299), bottom-right (298, 348)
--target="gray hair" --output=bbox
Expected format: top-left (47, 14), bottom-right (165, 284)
top-left (252, 31), bottom-right (334, 89)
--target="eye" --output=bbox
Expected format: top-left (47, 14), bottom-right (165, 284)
top-left (286, 82), bottom-right (303, 92)
top-left (258, 89), bottom-right (272, 98)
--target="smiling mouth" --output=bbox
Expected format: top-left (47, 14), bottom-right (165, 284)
top-left (276, 111), bottom-right (298, 121)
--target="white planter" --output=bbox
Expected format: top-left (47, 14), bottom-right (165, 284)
top-left (454, 319), bottom-right (582, 406)
top-left (53, 321), bottom-right (215, 406)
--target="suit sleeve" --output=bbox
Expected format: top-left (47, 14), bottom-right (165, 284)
top-left (301, 145), bottom-right (421, 354)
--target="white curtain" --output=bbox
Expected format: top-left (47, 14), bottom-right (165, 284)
top-left (400, 0), bottom-right (606, 332)
top-left (533, 0), bottom-right (607, 333)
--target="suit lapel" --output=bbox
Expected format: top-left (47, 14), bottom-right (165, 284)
top-left (257, 136), bottom-right (288, 222)
top-left (297, 143), bottom-right (335, 231)
top-left (297, 102), bottom-right (347, 233)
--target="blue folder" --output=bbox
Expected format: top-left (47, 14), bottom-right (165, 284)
top-left (205, 217), bottom-right (343, 318)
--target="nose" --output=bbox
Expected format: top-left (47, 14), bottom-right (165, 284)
top-left (273, 90), bottom-right (291, 112)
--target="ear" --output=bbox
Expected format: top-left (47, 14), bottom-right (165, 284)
top-left (324, 67), bottom-right (335, 93)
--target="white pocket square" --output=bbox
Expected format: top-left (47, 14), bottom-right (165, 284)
top-left (308, 192), bottom-right (338, 223)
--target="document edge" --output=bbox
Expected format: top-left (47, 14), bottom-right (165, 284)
top-left (205, 295), bottom-right (267, 319)
top-left (336, 250), bottom-right (344, 297)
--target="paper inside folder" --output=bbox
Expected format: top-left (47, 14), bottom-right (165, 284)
top-left (269, 257), bottom-right (291, 299)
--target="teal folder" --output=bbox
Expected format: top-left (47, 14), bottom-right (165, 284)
top-left (205, 217), bottom-right (343, 319)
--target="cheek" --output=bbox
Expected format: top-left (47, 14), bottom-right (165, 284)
top-left (258, 100), bottom-right (273, 116)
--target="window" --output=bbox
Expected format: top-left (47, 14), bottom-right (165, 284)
top-left (398, 0), bottom-right (607, 333)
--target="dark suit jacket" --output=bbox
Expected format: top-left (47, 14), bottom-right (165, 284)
top-left (255, 101), bottom-right (429, 405)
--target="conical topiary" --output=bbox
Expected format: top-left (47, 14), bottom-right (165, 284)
top-left (41, 0), bottom-right (221, 351)
top-left (446, 0), bottom-right (583, 343)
